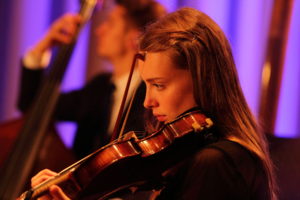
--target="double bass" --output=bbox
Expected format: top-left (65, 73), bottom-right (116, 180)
top-left (0, 0), bottom-right (97, 199)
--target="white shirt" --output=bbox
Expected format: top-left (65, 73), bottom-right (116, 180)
top-left (23, 47), bottom-right (51, 69)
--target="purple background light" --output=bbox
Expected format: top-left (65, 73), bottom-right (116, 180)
top-left (275, 0), bottom-right (300, 137)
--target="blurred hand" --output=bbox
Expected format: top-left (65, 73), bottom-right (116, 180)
top-left (31, 169), bottom-right (71, 200)
top-left (29, 13), bottom-right (82, 58)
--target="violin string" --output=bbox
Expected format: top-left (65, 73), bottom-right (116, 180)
top-left (36, 135), bottom-right (129, 192)
top-left (57, 129), bottom-right (136, 175)
top-left (58, 111), bottom-right (205, 175)
top-left (58, 141), bottom-right (113, 174)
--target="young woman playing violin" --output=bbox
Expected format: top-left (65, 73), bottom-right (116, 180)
top-left (28, 7), bottom-right (277, 200)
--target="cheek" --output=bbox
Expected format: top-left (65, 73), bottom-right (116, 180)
top-left (164, 83), bottom-right (196, 117)
top-left (158, 89), bottom-right (186, 117)
top-left (167, 92), bottom-right (189, 113)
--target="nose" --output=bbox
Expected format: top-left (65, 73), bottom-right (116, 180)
top-left (143, 90), bottom-right (158, 109)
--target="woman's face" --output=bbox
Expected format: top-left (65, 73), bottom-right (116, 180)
top-left (139, 51), bottom-right (197, 123)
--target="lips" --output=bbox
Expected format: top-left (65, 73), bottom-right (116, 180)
top-left (154, 114), bottom-right (167, 122)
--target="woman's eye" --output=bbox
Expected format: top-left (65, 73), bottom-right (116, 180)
top-left (153, 83), bottom-right (164, 90)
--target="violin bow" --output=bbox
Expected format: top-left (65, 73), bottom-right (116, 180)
top-left (110, 53), bottom-right (145, 141)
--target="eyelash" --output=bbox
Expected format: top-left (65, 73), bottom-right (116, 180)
top-left (153, 83), bottom-right (164, 90)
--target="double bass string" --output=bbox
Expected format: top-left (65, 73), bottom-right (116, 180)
top-left (21, 0), bottom-right (98, 142)
top-left (21, 0), bottom-right (98, 138)
top-left (26, 0), bottom-right (98, 129)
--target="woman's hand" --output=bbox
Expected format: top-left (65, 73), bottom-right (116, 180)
top-left (31, 169), bottom-right (71, 200)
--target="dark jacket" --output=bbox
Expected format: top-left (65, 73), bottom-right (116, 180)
top-left (18, 66), bottom-right (146, 159)
top-left (156, 140), bottom-right (270, 200)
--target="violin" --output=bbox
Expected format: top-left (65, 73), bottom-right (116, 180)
top-left (19, 110), bottom-right (214, 200)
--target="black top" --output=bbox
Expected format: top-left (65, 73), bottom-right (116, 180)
top-left (107, 130), bottom-right (269, 200)
top-left (18, 66), bottom-right (146, 159)
top-left (155, 140), bottom-right (269, 200)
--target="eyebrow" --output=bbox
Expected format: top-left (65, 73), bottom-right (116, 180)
top-left (144, 77), bottom-right (166, 83)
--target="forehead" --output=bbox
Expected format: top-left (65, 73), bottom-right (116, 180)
top-left (138, 52), bottom-right (179, 80)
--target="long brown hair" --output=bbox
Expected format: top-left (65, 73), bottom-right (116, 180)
top-left (140, 7), bottom-right (277, 199)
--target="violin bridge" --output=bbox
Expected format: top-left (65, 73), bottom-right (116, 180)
top-left (122, 131), bottom-right (139, 141)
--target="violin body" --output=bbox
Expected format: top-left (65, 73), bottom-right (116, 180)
top-left (21, 110), bottom-right (214, 200)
